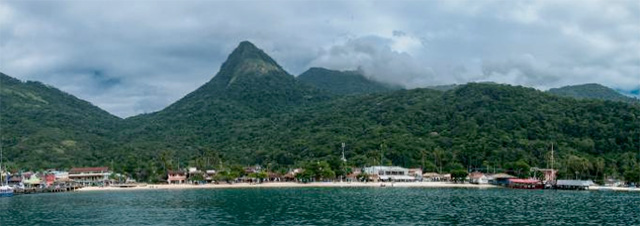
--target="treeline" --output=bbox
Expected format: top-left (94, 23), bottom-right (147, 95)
top-left (95, 84), bottom-right (640, 184)
top-left (2, 75), bottom-right (639, 184)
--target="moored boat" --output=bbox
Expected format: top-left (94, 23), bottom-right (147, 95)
top-left (1, 140), bottom-right (13, 197)
top-left (0, 185), bottom-right (13, 197)
top-left (507, 178), bottom-right (544, 189)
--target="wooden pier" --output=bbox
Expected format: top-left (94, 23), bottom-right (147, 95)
top-left (13, 185), bottom-right (83, 195)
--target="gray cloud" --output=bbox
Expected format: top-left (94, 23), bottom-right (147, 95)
top-left (1, 0), bottom-right (638, 117)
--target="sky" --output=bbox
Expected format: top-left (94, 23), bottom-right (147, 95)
top-left (1, 0), bottom-right (639, 118)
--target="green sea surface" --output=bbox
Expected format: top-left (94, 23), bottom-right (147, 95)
top-left (1, 188), bottom-right (639, 225)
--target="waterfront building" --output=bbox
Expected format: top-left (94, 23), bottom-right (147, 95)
top-left (44, 173), bottom-right (56, 187)
top-left (69, 167), bottom-right (111, 186)
top-left (267, 172), bottom-right (282, 182)
top-left (187, 167), bottom-right (205, 183)
top-left (421, 172), bottom-right (441, 181)
top-left (23, 173), bottom-right (43, 188)
top-left (346, 168), bottom-right (362, 182)
top-left (408, 168), bottom-right (423, 181)
top-left (167, 170), bottom-right (186, 184)
top-left (284, 168), bottom-right (302, 182)
top-left (244, 165), bottom-right (262, 174)
top-left (205, 170), bottom-right (217, 183)
top-left (8, 175), bottom-right (22, 187)
top-left (488, 173), bottom-right (516, 186)
top-left (468, 172), bottom-right (488, 184)
top-left (362, 166), bottom-right (415, 182)
top-left (556, 180), bottom-right (594, 190)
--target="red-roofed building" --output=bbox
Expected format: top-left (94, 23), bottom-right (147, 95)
top-left (44, 173), bottom-right (56, 187)
top-left (69, 167), bottom-right (111, 186)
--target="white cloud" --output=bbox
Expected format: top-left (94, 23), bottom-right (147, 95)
top-left (1, 0), bottom-right (638, 117)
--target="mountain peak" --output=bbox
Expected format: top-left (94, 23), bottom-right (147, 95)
top-left (214, 41), bottom-right (287, 84)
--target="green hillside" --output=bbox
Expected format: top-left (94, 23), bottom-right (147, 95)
top-left (548, 83), bottom-right (639, 104)
top-left (298, 67), bottom-right (400, 95)
top-left (0, 72), bottom-right (121, 170)
top-left (112, 42), bottom-right (640, 182)
top-left (1, 41), bottom-right (639, 184)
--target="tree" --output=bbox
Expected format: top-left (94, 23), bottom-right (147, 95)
top-left (507, 160), bottom-right (530, 178)
top-left (298, 161), bottom-right (336, 181)
top-left (593, 157), bottom-right (605, 181)
top-left (624, 169), bottom-right (640, 185)
top-left (189, 173), bottom-right (205, 183)
top-left (566, 155), bottom-right (592, 179)
top-left (451, 170), bottom-right (468, 183)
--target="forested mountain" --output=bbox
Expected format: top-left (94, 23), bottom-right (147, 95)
top-left (0, 72), bottom-right (121, 169)
top-left (548, 83), bottom-right (639, 104)
top-left (298, 67), bottom-right (399, 95)
top-left (425, 84), bottom-right (460, 92)
top-left (1, 41), bottom-right (639, 183)
top-left (114, 41), bottom-right (329, 171)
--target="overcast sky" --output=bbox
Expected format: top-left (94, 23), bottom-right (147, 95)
top-left (1, 0), bottom-right (639, 118)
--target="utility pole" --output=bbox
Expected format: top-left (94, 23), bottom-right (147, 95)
top-left (341, 143), bottom-right (346, 182)
top-left (380, 144), bottom-right (384, 166)
top-left (551, 142), bottom-right (554, 171)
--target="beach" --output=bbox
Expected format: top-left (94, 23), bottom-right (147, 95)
top-left (78, 181), bottom-right (498, 191)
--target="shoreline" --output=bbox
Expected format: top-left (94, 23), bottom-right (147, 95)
top-left (76, 182), bottom-right (640, 192)
top-left (77, 182), bottom-right (498, 191)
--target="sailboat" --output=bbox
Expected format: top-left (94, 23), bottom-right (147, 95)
top-left (0, 141), bottom-right (14, 197)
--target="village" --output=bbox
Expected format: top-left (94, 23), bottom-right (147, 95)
top-left (2, 164), bottom-right (637, 195)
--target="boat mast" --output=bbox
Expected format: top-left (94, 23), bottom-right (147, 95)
top-left (551, 143), bottom-right (554, 171)
top-left (1, 138), bottom-right (3, 186)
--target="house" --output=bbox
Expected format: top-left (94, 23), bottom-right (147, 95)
top-left (205, 170), bottom-right (217, 183)
top-left (556, 180), bottom-right (594, 190)
top-left (8, 175), bottom-right (22, 187)
top-left (284, 168), bottom-right (302, 182)
top-left (187, 167), bottom-right (205, 183)
top-left (188, 167), bottom-right (201, 176)
top-left (167, 170), bottom-right (186, 184)
top-left (408, 168), bottom-right (423, 181)
top-left (69, 167), bottom-right (111, 186)
top-left (23, 173), bottom-right (42, 188)
top-left (468, 172), bottom-right (488, 184)
top-left (346, 168), bottom-right (362, 182)
top-left (421, 172), bottom-right (441, 181)
top-left (244, 165), bottom-right (262, 174)
top-left (44, 173), bottom-right (56, 187)
top-left (362, 166), bottom-right (415, 182)
top-left (267, 172), bottom-right (282, 182)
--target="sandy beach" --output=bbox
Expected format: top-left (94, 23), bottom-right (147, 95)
top-left (78, 182), bottom-right (498, 191)
top-left (77, 182), bottom-right (640, 192)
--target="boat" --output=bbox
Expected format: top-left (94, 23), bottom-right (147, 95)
top-left (507, 178), bottom-right (544, 189)
top-left (0, 140), bottom-right (13, 197)
top-left (0, 185), bottom-right (13, 197)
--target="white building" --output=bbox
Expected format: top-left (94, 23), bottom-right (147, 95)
top-left (363, 166), bottom-right (415, 182)
top-left (468, 172), bottom-right (489, 184)
top-left (69, 167), bottom-right (111, 186)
